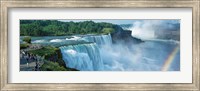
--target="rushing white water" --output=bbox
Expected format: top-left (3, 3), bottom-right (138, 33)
top-left (59, 34), bottom-right (113, 71)
top-left (66, 36), bottom-right (81, 40)
top-left (50, 39), bottom-right (65, 42)
top-left (60, 43), bottom-right (104, 71)
top-left (32, 39), bottom-right (47, 43)
top-left (61, 34), bottom-right (179, 71)
top-left (82, 34), bottom-right (112, 46)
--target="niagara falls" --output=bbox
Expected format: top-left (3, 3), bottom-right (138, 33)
top-left (20, 20), bottom-right (180, 71)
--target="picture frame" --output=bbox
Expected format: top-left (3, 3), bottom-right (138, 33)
top-left (0, 0), bottom-right (199, 90)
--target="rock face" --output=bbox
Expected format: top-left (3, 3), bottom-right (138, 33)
top-left (111, 25), bottom-right (143, 46)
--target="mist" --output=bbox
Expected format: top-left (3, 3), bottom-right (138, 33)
top-left (128, 20), bottom-right (180, 40)
top-left (100, 39), bottom-right (180, 71)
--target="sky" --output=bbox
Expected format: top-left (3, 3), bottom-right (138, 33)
top-left (59, 19), bottom-right (180, 25)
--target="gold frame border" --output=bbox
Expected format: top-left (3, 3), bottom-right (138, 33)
top-left (0, 0), bottom-right (199, 90)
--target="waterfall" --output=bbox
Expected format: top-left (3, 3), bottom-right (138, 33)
top-left (82, 34), bottom-right (112, 46)
top-left (59, 43), bottom-right (104, 71)
top-left (59, 34), bottom-right (112, 71)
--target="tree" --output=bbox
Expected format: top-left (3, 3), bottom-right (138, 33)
top-left (20, 20), bottom-right (118, 36)
top-left (102, 28), bottom-right (115, 34)
top-left (23, 36), bottom-right (31, 44)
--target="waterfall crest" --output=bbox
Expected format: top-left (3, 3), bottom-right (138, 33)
top-left (83, 34), bottom-right (112, 46)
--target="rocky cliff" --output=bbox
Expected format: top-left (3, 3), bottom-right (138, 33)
top-left (111, 25), bottom-right (143, 46)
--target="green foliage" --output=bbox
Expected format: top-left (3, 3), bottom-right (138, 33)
top-left (40, 61), bottom-right (67, 71)
top-left (20, 20), bottom-right (117, 36)
top-left (41, 60), bottom-right (78, 71)
top-left (28, 46), bottom-right (58, 58)
top-left (102, 28), bottom-right (115, 34)
top-left (20, 22), bottom-right (44, 36)
top-left (22, 36), bottom-right (31, 43)
top-left (20, 43), bottom-right (29, 49)
top-left (27, 46), bottom-right (73, 70)
top-left (28, 46), bottom-right (62, 69)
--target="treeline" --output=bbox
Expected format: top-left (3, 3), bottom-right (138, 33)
top-left (20, 20), bottom-right (116, 36)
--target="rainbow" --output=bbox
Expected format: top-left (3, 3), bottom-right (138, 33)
top-left (161, 46), bottom-right (180, 71)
